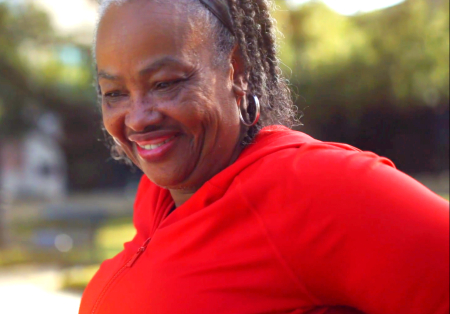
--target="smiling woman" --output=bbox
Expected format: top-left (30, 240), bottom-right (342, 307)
top-left (96, 0), bottom-right (246, 203)
top-left (79, 1), bottom-right (449, 314)
top-left (95, 0), bottom-right (294, 204)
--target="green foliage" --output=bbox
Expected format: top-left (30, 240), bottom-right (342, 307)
top-left (0, 2), bottom-right (96, 138)
top-left (277, 0), bottom-right (449, 120)
top-left (356, 0), bottom-right (449, 103)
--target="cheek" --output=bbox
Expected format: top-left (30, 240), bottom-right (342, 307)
top-left (176, 87), bottom-right (218, 131)
top-left (181, 82), bottom-right (238, 140)
top-left (102, 104), bottom-right (126, 140)
top-left (102, 104), bottom-right (141, 166)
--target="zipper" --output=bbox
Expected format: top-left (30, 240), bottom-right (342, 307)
top-left (126, 237), bottom-right (151, 267)
top-left (90, 237), bottom-right (151, 314)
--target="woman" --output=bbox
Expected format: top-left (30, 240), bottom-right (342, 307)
top-left (79, 0), bottom-right (449, 313)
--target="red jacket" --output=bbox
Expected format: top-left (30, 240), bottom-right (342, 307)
top-left (79, 126), bottom-right (449, 314)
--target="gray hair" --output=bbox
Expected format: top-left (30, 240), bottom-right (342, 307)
top-left (94, 0), bottom-right (236, 68)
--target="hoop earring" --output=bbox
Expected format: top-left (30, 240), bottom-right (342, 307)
top-left (113, 137), bottom-right (122, 147)
top-left (239, 95), bottom-right (261, 127)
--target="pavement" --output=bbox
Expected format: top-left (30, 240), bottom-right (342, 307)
top-left (0, 266), bottom-right (82, 314)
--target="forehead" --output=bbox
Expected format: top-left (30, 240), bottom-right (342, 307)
top-left (96, 0), bottom-right (208, 71)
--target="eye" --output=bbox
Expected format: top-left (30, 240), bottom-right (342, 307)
top-left (104, 91), bottom-right (125, 98)
top-left (154, 79), bottom-right (184, 91)
top-left (155, 82), bottom-right (172, 90)
top-left (102, 90), bottom-right (128, 105)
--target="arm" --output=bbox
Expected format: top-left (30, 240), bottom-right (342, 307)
top-left (294, 151), bottom-right (449, 314)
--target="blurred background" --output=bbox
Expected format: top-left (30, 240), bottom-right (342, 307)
top-left (0, 0), bottom-right (448, 312)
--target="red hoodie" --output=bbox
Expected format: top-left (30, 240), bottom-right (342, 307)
top-left (79, 126), bottom-right (449, 314)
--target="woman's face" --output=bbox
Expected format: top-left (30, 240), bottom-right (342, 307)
top-left (96, 0), bottom-right (243, 198)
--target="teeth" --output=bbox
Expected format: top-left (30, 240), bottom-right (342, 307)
top-left (138, 136), bottom-right (175, 150)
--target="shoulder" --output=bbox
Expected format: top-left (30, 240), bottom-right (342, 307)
top-left (236, 127), bottom-right (447, 233)
top-left (233, 126), bottom-right (447, 226)
top-left (237, 126), bottom-right (396, 192)
top-left (239, 129), bottom-right (449, 312)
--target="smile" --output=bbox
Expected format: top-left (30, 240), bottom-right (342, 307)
top-left (137, 136), bottom-right (176, 151)
top-left (132, 133), bottom-right (179, 162)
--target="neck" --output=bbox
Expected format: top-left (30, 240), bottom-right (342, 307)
top-left (170, 190), bottom-right (195, 208)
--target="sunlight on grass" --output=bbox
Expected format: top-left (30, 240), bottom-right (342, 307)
top-left (62, 219), bottom-right (135, 292)
top-left (95, 220), bottom-right (136, 260)
top-left (0, 248), bottom-right (31, 267)
top-left (62, 265), bottom-right (100, 292)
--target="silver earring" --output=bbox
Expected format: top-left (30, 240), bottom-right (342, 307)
top-left (239, 95), bottom-right (261, 127)
top-left (113, 137), bottom-right (122, 147)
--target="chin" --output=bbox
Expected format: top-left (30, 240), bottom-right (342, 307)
top-left (141, 164), bottom-right (196, 191)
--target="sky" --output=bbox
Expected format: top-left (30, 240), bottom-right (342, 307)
top-left (287, 0), bottom-right (406, 15)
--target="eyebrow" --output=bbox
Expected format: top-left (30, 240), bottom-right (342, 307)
top-left (139, 57), bottom-right (187, 76)
top-left (97, 70), bottom-right (119, 81)
top-left (97, 57), bottom-right (188, 81)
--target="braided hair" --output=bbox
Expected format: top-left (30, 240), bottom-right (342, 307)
top-left (226, 0), bottom-right (296, 143)
top-left (96, 0), bottom-right (296, 159)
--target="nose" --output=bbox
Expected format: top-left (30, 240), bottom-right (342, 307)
top-left (125, 96), bottom-right (164, 132)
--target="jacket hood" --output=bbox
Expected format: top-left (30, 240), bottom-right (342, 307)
top-left (133, 126), bottom-right (314, 235)
top-left (134, 125), bottom-right (363, 236)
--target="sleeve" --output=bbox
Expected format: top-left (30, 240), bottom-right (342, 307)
top-left (288, 149), bottom-right (449, 314)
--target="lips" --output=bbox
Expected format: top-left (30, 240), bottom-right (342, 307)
top-left (128, 130), bottom-right (180, 162)
top-left (137, 135), bottom-right (177, 151)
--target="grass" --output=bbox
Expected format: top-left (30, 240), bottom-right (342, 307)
top-left (0, 217), bottom-right (135, 292)
top-left (62, 265), bottom-right (101, 292)
top-left (95, 218), bottom-right (136, 261)
top-left (61, 218), bottom-right (135, 292)
top-left (0, 248), bottom-right (32, 267)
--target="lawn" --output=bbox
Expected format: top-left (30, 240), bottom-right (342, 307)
top-left (0, 217), bottom-right (136, 292)
top-left (62, 217), bottom-right (136, 292)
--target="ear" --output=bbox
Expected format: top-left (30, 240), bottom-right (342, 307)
top-left (229, 45), bottom-right (247, 104)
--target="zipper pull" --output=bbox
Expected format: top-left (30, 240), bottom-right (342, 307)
top-left (126, 237), bottom-right (151, 268)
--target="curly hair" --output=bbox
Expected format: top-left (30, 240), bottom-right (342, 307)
top-left (95, 0), bottom-right (297, 161)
